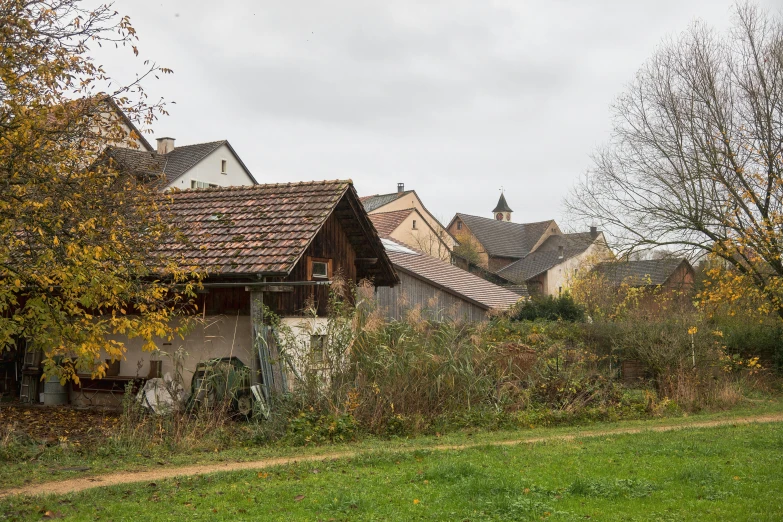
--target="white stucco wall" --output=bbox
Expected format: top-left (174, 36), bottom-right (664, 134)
top-left (166, 143), bottom-right (256, 190)
top-left (70, 314), bottom-right (335, 407)
top-left (543, 239), bottom-right (615, 296)
top-left (73, 315), bottom-right (254, 404)
top-left (369, 193), bottom-right (455, 250)
top-left (389, 211), bottom-right (452, 261)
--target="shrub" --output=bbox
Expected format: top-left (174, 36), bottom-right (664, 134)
top-left (511, 294), bottom-right (585, 322)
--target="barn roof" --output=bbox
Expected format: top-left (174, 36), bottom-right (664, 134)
top-left (383, 239), bottom-right (521, 311)
top-left (158, 181), bottom-right (397, 285)
top-left (591, 258), bottom-right (691, 286)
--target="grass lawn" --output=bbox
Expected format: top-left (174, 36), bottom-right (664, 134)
top-left (2, 420), bottom-right (783, 521)
top-left (2, 398), bottom-right (783, 491)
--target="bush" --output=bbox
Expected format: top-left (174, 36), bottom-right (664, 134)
top-left (512, 294), bottom-right (585, 322)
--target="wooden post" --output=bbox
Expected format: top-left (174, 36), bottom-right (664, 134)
top-left (249, 290), bottom-right (265, 391)
top-left (250, 288), bottom-right (288, 400)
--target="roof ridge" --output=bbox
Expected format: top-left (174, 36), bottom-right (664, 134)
top-left (457, 213), bottom-right (553, 227)
top-left (178, 179), bottom-right (351, 192)
top-left (367, 190), bottom-right (412, 198)
top-left (172, 139), bottom-right (227, 150)
top-left (370, 207), bottom-right (416, 215)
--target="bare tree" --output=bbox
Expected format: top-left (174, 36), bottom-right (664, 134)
top-left (567, 2), bottom-right (783, 317)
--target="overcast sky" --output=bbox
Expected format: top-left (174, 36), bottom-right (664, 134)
top-left (98, 0), bottom-right (779, 229)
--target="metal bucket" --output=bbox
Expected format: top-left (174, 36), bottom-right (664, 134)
top-left (43, 374), bottom-right (68, 406)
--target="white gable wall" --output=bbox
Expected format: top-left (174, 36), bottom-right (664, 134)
top-left (541, 236), bottom-right (615, 296)
top-left (166, 143), bottom-right (256, 190)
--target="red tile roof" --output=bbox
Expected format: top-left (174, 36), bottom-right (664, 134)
top-left (383, 240), bottom-right (522, 311)
top-left (369, 208), bottom-right (414, 237)
top-left (158, 181), bottom-right (397, 285)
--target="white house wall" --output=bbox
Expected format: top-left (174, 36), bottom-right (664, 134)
top-left (70, 314), bottom-right (332, 407)
top-left (167, 143), bottom-right (255, 190)
top-left (543, 240), bottom-right (614, 296)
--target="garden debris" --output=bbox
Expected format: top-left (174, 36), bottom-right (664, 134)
top-left (136, 373), bottom-right (188, 415)
top-left (0, 404), bottom-right (119, 445)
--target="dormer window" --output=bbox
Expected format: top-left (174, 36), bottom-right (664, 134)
top-left (307, 257), bottom-right (332, 280)
top-left (221, 159), bottom-right (227, 174)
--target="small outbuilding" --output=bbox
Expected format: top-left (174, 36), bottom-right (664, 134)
top-left (375, 239), bottom-right (522, 322)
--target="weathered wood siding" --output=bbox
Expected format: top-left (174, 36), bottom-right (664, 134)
top-left (375, 271), bottom-right (489, 322)
top-left (277, 212), bottom-right (358, 316)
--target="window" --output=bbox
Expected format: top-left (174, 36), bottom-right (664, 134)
top-left (307, 257), bottom-right (332, 280)
top-left (221, 159), bottom-right (227, 174)
top-left (312, 261), bottom-right (328, 278)
top-left (457, 222), bottom-right (462, 231)
top-left (310, 335), bottom-right (326, 365)
top-left (191, 180), bottom-right (218, 189)
top-left (412, 219), bottom-right (417, 230)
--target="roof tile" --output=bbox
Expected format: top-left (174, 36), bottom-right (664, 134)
top-left (156, 181), bottom-right (394, 280)
top-left (455, 213), bottom-right (553, 258)
top-left (383, 239), bottom-right (521, 310)
top-left (591, 259), bottom-right (691, 286)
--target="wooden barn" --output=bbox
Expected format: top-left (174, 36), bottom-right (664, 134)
top-left (68, 180), bottom-right (397, 407)
top-left (376, 239), bottom-right (522, 322)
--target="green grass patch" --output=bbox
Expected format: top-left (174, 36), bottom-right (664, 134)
top-left (2, 397), bottom-right (783, 491)
top-left (3, 420), bottom-right (783, 520)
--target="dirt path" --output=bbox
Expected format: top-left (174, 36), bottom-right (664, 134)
top-left (3, 413), bottom-right (783, 499)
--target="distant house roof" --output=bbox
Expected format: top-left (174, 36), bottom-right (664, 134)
top-left (382, 239), bottom-right (522, 311)
top-left (157, 181), bottom-right (397, 286)
top-left (496, 232), bottom-right (600, 283)
top-left (360, 191), bottom-right (413, 212)
top-left (106, 140), bottom-right (257, 186)
top-left (368, 208), bottom-right (415, 237)
top-left (450, 213), bottom-right (554, 259)
top-left (492, 193), bottom-right (513, 213)
top-left (591, 258), bottom-right (692, 286)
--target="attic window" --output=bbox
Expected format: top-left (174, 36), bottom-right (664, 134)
top-left (221, 159), bottom-right (227, 174)
top-left (307, 257), bottom-right (332, 280)
top-left (457, 222), bottom-right (462, 231)
top-left (191, 180), bottom-right (218, 189)
top-left (412, 219), bottom-right (417, 230)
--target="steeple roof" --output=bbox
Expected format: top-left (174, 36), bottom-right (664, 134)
top-left (492, 193), bottom-right (513, 213)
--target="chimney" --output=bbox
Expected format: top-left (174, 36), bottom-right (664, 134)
top-left (397, 183), bottom-right (405, 193)
top-left (590, 226), bottom-right (598, 239)
top-left (558, 245), bottom-right (564, 259)
top-left (156, 137), bottom-right (175, 154)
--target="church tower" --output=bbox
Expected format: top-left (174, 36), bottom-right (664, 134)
top-left (492, 192), bottom-right (513, 222)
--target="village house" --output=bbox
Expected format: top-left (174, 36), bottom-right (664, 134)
top-left (375, 239), bottom-right (522, 322)
top-left (77, 97), bottom-right (256, 191)
top-left (67, 180), bottom-right (397, 407)
top-left (105, 137), bottom-right (257, 191)
top-left (361, 183), bottom-right (455, 261)
top-left (590, 258), bottom-right (695, 293)
top-left (448, 193), bottom-right (613, 296)
top-left (496, 229), bottom-right (614, 295)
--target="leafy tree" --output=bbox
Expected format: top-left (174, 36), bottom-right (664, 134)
top-left (0, 0), bottom-right (201, 381)
top-left (453, 236), bottom-right (483, 267)
top-left (567, 3), bottom-right (783, 319)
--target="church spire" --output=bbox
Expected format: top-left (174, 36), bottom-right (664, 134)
top-left (492, 191), bottom-right (513, 221)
